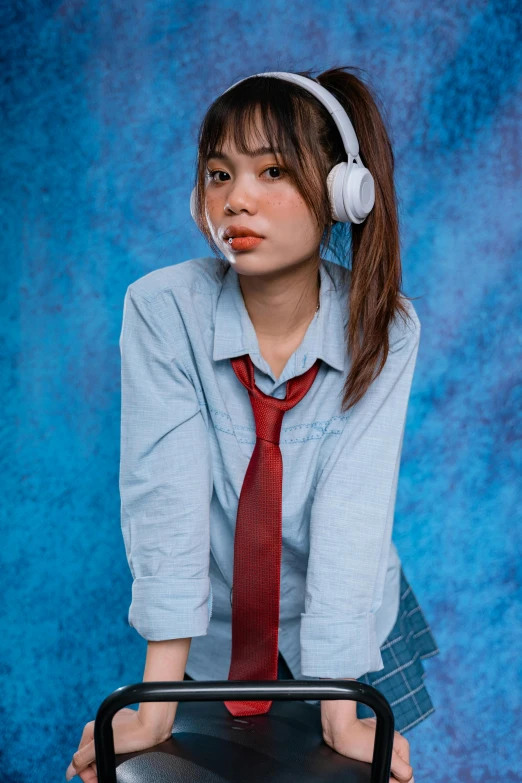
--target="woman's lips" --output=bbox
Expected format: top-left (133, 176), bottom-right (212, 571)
top-left (228, 236), bottom-right (264, 251)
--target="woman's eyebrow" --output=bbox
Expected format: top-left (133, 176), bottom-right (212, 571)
top-left (208, 146), bottom-right (281, 160)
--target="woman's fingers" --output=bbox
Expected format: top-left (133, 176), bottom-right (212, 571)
top-left (77, 763), bottom-right (98, 783)
top-left (391, 732), bottom-right (413, 782)
top-left (394, 734), bottom-right (410, 765)
top-left (79, 721), bottom-right (95, 746)
top-left (390, 747), bottom-right (414, 782)
top-left (66, 721), bottom-right (95, 779)
top-left (360, 717), bottom-right (413, 782)
top-left (67, 738), bottom-right (95, 780)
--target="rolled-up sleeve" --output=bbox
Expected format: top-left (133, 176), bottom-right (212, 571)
top-left (119, 287), bottom-right (213, 641)
top-left (300, 304), bottom-right (421, 678)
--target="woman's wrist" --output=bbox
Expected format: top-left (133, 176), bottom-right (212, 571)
top-left (137, 701), bottom-right (178, 742)
top-left (319, 678), bottom-right (358, 729)
top-left (137, 638), bottom-right (192, 740)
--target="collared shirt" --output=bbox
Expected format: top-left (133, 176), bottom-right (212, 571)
top-left (119, 256), bottom-right (421, 681)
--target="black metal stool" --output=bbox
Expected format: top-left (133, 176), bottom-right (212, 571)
top-left (94, 679), bottom-right (395, 782)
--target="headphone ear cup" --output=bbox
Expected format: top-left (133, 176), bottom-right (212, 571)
top-left (190, 186), bottom-right (197, 223)
top-left (326, 161), bottom-right (375, 224)
top-left (347, 165), bottom-right (375, 222)
top-left (326, 163), bottom-right (348, 223)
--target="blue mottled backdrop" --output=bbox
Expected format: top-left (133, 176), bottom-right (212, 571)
top-left (1, 1), bottom-right (521, 780)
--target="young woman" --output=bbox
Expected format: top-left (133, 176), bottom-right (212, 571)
top-left (66, 65), bottom-right (439, 783)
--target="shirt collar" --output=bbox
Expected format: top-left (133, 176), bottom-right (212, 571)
top-left (212, 259), bottom-right (347, 384)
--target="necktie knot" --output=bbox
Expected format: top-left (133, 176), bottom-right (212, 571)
top-left (250, 394), bottom-right (285, 445)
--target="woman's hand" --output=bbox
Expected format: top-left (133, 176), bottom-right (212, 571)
top-left (321, 703), bottom-right (414, 783)
top-left (65, 707), bottom-right (172, 782)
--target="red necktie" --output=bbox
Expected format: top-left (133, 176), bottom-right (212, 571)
top-left (224, 353), bottom-right (322, 716)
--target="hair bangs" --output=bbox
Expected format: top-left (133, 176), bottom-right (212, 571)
top-left (202, 77), bottom-right (304, 168)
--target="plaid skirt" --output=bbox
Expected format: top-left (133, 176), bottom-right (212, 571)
top-left (277, 566), bottom-right (440, 735)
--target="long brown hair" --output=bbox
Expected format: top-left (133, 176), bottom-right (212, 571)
top-left (191, 65), bottom-right (416, 412)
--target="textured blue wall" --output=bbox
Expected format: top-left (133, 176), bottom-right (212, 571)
top-left (1, 1), bottom-right (521, 780)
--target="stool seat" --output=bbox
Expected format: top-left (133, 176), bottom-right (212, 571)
top-left (115, 700), bottom-right (371, 782)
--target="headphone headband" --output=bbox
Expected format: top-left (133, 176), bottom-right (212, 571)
top-left (222, 72), bottom-right (360, 161)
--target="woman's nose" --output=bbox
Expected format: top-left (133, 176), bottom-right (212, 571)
top-left (225, 177), bottom-right (258, 213)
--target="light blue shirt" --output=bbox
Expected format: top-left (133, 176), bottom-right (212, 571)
top-left (119, 256), bottom-right (420, 682)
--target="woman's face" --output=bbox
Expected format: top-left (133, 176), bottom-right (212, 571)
top-left (204, 122), bottom-right (323, 277)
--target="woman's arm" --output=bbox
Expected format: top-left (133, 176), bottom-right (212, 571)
top-left (119, 286), bottom-right (213, 742)
top-left (300, 300), bottom-right (421, 680)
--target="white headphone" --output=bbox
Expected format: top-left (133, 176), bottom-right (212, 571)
top-left (190, 71), bottom-right (375, 226)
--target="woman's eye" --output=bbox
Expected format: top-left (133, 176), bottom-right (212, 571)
top-left (206, 166), bottom-right (284, 183)
top-left (207, 170), bottom-right (229, 183)
top-left (263, 166), bottom-right (284, 180)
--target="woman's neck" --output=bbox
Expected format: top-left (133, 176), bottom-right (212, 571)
top-left (237, 260), bottom-right (321, 342)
